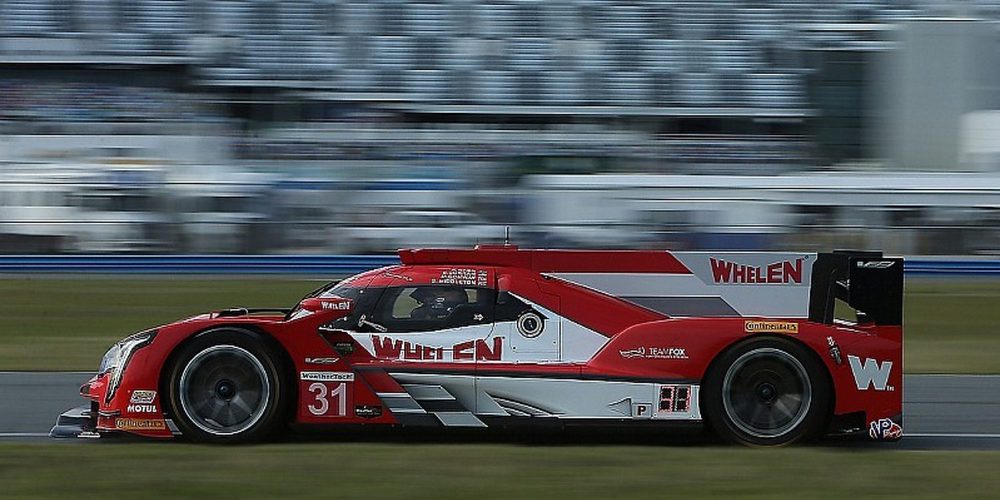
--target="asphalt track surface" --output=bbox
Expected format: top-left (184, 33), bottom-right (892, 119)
top-left (1, 372), bottom-right (998, 450)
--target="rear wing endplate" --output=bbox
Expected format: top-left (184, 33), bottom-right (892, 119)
top-left (808, 251), bottom-right (904, 326)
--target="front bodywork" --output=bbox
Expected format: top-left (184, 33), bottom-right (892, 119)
top-left (53, 247), bottom-right (903, 442)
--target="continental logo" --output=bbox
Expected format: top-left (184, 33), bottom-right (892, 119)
top-left (744, 320), bottom-right (799, 334)
top-left (115, 418), bottom-right (166, 431)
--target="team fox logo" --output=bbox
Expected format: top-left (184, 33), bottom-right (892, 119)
top-left (848, 355), bottom-right (894, 391)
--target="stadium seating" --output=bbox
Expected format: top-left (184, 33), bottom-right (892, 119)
top-left (7, 0), bottom-right (992, 108)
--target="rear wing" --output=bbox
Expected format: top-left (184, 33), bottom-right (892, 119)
top-left (808, 251), bottom-right (904, 326)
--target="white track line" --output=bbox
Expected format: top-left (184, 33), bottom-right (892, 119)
top-left (0, 432), bottom-right (50, 438)
top-left (906, 433), bottom-right (1000, 439)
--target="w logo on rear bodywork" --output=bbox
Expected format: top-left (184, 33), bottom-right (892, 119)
top-left (848, 355), bottom-right (894, 391)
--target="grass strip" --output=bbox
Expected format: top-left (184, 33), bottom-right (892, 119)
top-left (0, 442), bottom-right (998, 499)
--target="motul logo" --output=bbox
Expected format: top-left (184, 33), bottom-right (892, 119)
top-left (710, 258), bottom-right (804, 284)
top-left (126, 404), bottom-right (158, 413)
top-left (848, 355), bottom-right (894, 391)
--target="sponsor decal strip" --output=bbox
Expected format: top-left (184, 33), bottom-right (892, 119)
top-left (431, 268), bottom-right (489, 286)
top-left (869, 417), bottom-right (903, 440)
top-left (115, 418), bottom-right (166, 431)
top-left (126, 404), bottom-right (158, 414)
top-left (619, 346), bottom-right (689, 360)
top-left (304, 357), bottom-right (340, 365)
top-left (848, 355), bottom-right (894, 391)
top-left (744, 320), bottom-right (798, 334)
top-left (300, 371), bottom-right (355, 382)
top-left (710, 257), bottom-right (804, 284)
top-left (369, 335), bottom-right (503, 362)
top-left (129, 390), bottom-right (156, 404)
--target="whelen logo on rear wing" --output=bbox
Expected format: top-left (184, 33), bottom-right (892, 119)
top-left (709, 257), bottom-right (805, 284)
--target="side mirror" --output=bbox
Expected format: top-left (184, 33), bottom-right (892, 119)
top-left (299, 296), bottom-right (354, 320)
top-left (497, 274), bottom-right (512, 293)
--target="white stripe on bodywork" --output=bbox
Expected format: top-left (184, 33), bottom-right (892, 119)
top-left (390, 372), bottom-right (701, 422)
top-left (433, 412), bottom-right (488, 427)
top-left (550, 271), bottom-right (810, 318)
top-left (476, 375), bottom-right (701, 421)
top-left (386, 378), bottom-right (486, 427)
top-left (376, 392), bottom-right (427, 413)
top-left (401, 384), bottom-right (455, 401)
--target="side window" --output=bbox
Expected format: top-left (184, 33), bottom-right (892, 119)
top-left (370, 286), bottom-right (495, 333)
top-left (325, 287), bottom-right (383, 331)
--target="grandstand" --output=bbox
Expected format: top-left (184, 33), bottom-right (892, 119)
top-left (1, 2), bottom-right (991, 166)
top-left (1, 1), bottom-right (990, 104)
top-left (3, 1), bottom-right (1000, 253)
top-left (0, 1), bottom-right (879, 171)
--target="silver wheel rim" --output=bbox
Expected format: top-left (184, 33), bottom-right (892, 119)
top-left (178, 344), bottom-right (271, 436)
top-left (721, 347), bottom-right (812, 439)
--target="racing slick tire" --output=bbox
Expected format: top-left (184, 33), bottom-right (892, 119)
top-left (164, 328), bottom-right (290, 443)
top-left (702, 336), bottom-right (831, 447)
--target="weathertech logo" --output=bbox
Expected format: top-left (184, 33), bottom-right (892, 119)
top-left (710, 258), bottom-right (804, 284)
top-left (848, 355), bottom-right (894, 391)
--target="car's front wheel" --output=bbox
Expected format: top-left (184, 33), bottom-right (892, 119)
top-left (702, 337), bottom-right (830, 446)
top-left (165, 328), bottom-right (289, 443)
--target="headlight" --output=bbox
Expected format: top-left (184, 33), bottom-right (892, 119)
top-left (98, 344), bottom-right (121, 375)
top-left (101, 329), bottom-right (157, 404)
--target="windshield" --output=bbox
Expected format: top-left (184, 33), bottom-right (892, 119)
top-left (286, 281), bottom-right (363, 320)
top-left (319, 285), bottom-right (363, 301)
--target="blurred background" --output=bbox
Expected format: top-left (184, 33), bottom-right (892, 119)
top-left (2, 0), bottom-right (1000, 255)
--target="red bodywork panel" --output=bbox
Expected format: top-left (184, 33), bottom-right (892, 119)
top-left (84, 246), bottom-right (903, 440)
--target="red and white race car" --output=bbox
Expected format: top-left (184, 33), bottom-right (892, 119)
top-left (52, 246), bottom-right (903, 446)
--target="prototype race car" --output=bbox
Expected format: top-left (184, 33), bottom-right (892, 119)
top-left (52, 246), bottom-right (904, 446)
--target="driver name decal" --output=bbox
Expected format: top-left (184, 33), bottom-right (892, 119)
top-left (431, 268), bottom-right (489, 286)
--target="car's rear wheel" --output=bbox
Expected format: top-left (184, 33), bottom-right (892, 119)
top-left (703, 337), bottom-right (830, 446)
top-left (165, 328), bottom-right (288, 443)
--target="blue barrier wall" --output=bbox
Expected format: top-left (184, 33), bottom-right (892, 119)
top-left (0, 255), bottom-right (997, 276)
top-left (0, 255), bottom-right (400, 275)
top-left (904, 259), bottom-right (1000, 276)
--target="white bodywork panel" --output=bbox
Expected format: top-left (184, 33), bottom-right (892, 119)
top-left (550, 251), bottom-right (816, 318)
top-left (389, 372), bottom-right (701, 423)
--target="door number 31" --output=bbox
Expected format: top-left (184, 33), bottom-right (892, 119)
top-left (307, 382), bottom-right (347, 417)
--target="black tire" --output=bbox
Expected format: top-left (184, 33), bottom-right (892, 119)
top-left (702, 336), bottom-right (831, 447)
top-left (164, 328), bottom-right (289, 443)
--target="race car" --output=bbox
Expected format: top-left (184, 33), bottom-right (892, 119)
top-left (51, 246), bottom-right (903, 446)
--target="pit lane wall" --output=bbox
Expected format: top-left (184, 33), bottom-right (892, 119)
top-left (0, 255), bottom-right (996, 276)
